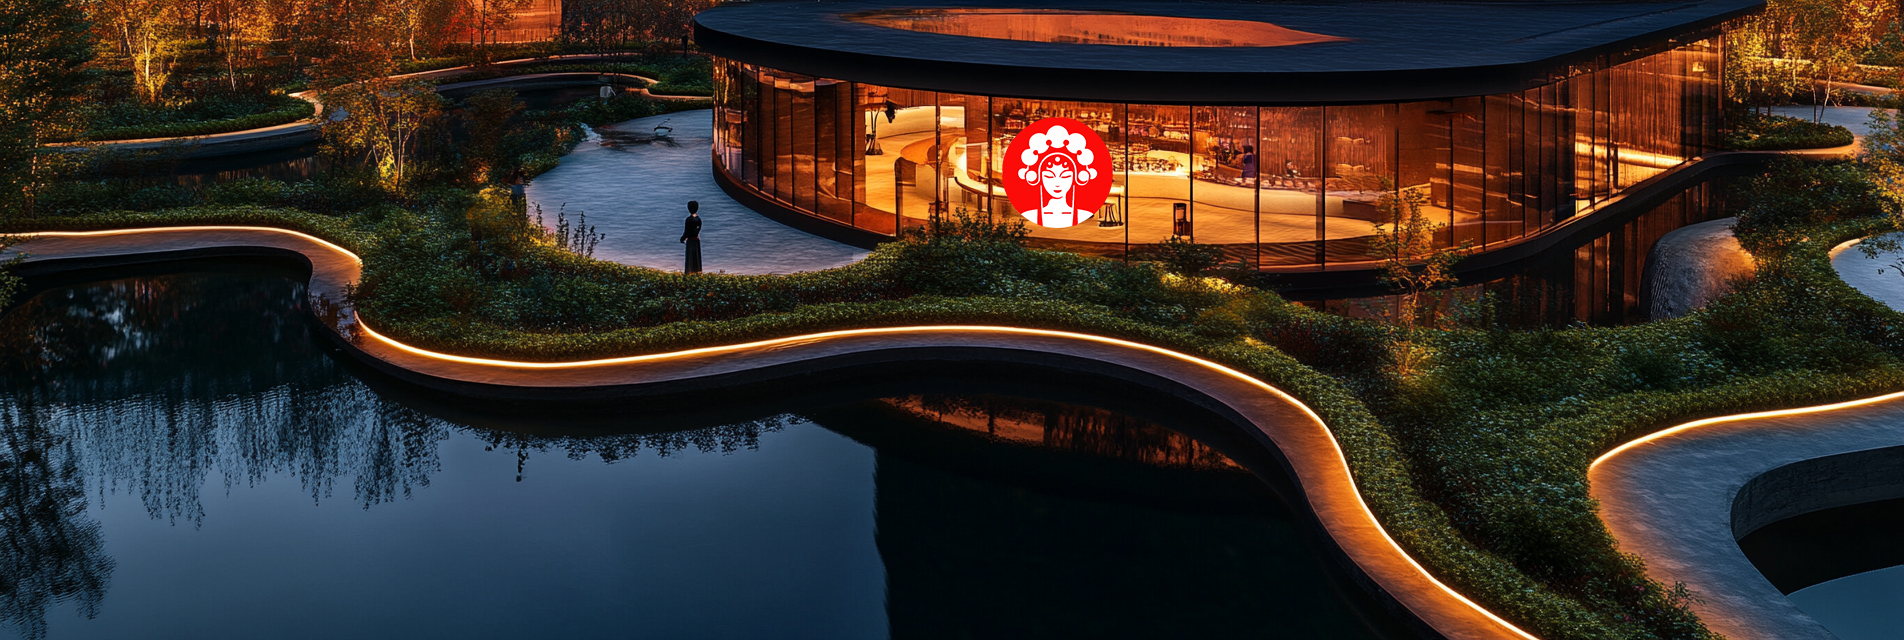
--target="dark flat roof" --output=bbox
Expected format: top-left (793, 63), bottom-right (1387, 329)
top-left (695, 0), bottom-right (1762, 104)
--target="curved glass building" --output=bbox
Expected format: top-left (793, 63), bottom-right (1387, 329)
top-left (695, 0), bottom-right (1759, 276)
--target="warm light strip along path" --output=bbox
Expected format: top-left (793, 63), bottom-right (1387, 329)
top-left (1590, 391), bottom-right (1904, 640)
top-left (9, 225), bottom-right (1534, 640)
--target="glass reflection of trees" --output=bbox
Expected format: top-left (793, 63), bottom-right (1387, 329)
top-left (0, 269), bottom-right (787, 639)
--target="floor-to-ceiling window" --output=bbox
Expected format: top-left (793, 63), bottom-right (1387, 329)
top-left (707, 36), bottom-right (1722, 270)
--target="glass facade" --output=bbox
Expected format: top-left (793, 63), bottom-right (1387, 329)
top-left (1317, 180), bottom-right (1725, 326)
top-left (712, 37), bottom-right (1722, 270)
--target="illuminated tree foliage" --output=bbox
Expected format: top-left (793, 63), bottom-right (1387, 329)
top-left (1370, 185), bottom-right (1470, 375)
top-left (562, 0), bottom-right (720, 52)
top-left (1728, 0), bottom-right (1900, 110)
top-left (0, 0), bottom-right (94, 213)
top-left (320, 78), bottom-right (444, 192)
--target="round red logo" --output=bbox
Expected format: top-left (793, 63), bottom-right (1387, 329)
top-left (1003, 117), bottom-right (1112, 228)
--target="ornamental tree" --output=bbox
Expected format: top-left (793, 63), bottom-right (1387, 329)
top-left (321, 78), bottom-right (444, 192)
top-left (0, 0), bottom-right (95, 213)
top-left (1369, 184), bottom-right (1470, 374)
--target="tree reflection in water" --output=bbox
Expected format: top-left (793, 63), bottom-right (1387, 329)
top-left (0, 264), bottom-right (1402, 639)
top-left (0, 264), bottom-right (799, 638)
top-left (0, 402), bottom-right (111, 640)
top-left (0, 265), bottom-right (451, 522)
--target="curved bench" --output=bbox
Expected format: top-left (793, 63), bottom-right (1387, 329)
top-left (7, 225), bottom-right (1535, 640)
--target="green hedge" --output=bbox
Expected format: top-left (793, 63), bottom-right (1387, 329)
top-left (0, 206), bottom-right (372, 252)
top-left (1725, 111), bottom-right (1857, 151)
top-left (14, 163), bottom-right (1904, 639)
top-left (61, 95), bottom-right (315, 143)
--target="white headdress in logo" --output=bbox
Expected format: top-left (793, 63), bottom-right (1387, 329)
top-left (1017, 124), bottom-right (1097, 187)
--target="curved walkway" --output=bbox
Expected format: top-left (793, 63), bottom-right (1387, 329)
top-left (1587, 236), bottom-right (1904, 640)
top-left (48, 54), bottom-right (700, 159)
top-left (7, 225), bottom-right (1531, 640)
top-left (434, 71), bottom-right (709, 103)
top-left (1831, 234), bottom-right (1904, 313)
top-left (1768, 105), bottom-right (1892, 141)
top-left (1589, 394), bottom-right (1904, 640)
top-left (526, 111), bottom-right (867, 274)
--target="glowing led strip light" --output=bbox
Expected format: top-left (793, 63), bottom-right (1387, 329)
top-left (1591, 389), bottom-right (1904, 471)
top-left (24, 225), bottom-right (1539, 640)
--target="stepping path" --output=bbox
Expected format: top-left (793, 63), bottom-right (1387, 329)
top-left (525, 111), bottom-right (868, 274)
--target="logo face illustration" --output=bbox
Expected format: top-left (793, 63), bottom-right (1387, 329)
top-left (1003, 117), bottom-right (1112, 229)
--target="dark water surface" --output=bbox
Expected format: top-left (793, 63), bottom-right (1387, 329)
top-left (1787, 566), bottom-right (1904, 640)
top-left (1740, 495), bottom-right (1904, 640)
top-left (166, 87), bottom-right (635, 185)
top-left (0, 263), bottom-right (1410, 639)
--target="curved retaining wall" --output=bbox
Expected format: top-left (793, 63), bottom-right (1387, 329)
top-left (721, 143), bottom-right (1856, 297)
top-left (1590, 392), bottom-right (1904, 640)
top-left (7, 226), bottom-right (1534, 640)
top-left (1641, 217), bottom-right (1755, 320)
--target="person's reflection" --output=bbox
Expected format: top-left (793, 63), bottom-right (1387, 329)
top-left (0, 400), bottom-right (114, 640)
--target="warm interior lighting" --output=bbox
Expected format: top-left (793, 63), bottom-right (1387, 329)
top-left (843, 8), bottom-right (1350, 48)
top-left (23, 225), bottom-right (1537, 640)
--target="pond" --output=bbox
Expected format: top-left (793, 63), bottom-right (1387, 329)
top-left (0, 263), bottom-right (1413, 640)
top-left (1739, 494), bottom-right (1904, 640)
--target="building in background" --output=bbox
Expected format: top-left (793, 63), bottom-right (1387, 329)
top-left (694, 1), bottom-right (1760, 287)
top-left (493, 0), bottom-right (564, 42)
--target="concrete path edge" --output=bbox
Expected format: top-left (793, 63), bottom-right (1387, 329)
top-left (7, 225), bottom-right (1537, 640)
top-left (1590, 392), bottom-right (1904, 640)
top-left (45, 54), bottom-right (707, 159)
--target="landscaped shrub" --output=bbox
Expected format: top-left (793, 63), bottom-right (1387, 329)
top-left (1258, 309), bottom-right (1395, 383)
top-left (19, 124), bottom-right (1904, 640)
top-left (57, 93), bottom-right (315, 142)
top-left (1734, 159), bottom-right (1884, 257)
top-left (527, 92), bottom-right (699, 128)
top-left (1724, 110), bottom-right (1856, 151)
top-left (1131, 235), bottom-right (1226, 277)
top-left (650, 57), bottom-right (714, 96)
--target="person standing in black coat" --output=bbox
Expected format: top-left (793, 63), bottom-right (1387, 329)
top-left (681, 200), bottom-right (702, 274)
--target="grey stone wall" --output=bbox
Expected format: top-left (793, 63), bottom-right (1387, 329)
top-left (1645, 217), bottom-right (1756, 320)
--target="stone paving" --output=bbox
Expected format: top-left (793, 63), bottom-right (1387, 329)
top-left (524, 110), bottom-right (869, 275)
top-left (1590, 390), bottom-right (1904, 640)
